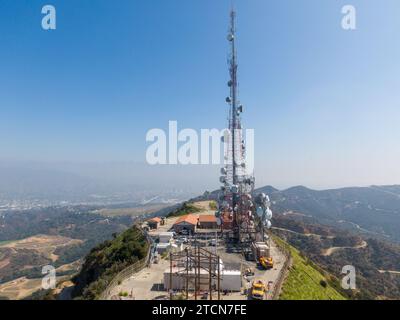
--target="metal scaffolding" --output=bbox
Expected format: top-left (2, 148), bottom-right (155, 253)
top-left (169, 247), bottom-right (221, 300)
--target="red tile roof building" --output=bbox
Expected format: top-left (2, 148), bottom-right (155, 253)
top-left (173, 214), bottom-right (198, 234)
top-left (148, 217), bottom-right (162, 230)
top-left (198, 215), bottom-right (218, 229)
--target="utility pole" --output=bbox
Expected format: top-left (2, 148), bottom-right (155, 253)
top-left (197, 246), bottom-right (201, 297)
top-left (169, 252), bottom-right (173, 300)
top-left (217, 255), bottom-right (221, 300)
top-left (209, 252), bottom-right (212, 300)
top-left (194, 247), bottom-right (198, 300)
top-left (186, 248), bottom-right (189, 300)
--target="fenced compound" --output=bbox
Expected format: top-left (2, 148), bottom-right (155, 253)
top-left (98, 226), bottom-right (293, 300)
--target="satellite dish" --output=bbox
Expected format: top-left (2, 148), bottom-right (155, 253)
top-left (263, 195), bottom-right (271, 208)
top-left (260, 193), bottom-right (267, 200)
top-left (216, 217), bottom-right (222, 226)
top-left (256, 207), bottom-right (264, 218)
top-left (265, 208), bottom-right (273, 220)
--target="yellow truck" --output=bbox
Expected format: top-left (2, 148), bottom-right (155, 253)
top-left (251, 280), bottom-right (266, 300)
top-left (259, 256), bottom-right (274, 269)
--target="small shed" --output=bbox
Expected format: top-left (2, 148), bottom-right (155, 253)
top-left (156, 243), bottom-right (170, 254)
top-left (159, 232), bottom-right (174, 244)
top-left (148, 217), bottom-right (162, 230)
top-left (198, 215), bottom-right (218, 229)
top-left (221, 270), bottom-right (242, 291)
top-left (156, 242), bottom-right (183, 255)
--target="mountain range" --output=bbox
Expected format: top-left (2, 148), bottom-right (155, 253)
top-left (259, 185), bottom-right (400, 243)
top-left (199, 185), bottom-right (400, 244)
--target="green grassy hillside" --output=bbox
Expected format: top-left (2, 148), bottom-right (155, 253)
top-left (273, 215), bottom-right (400, 299)
top-left (276, 237), bottom-right (347, 300)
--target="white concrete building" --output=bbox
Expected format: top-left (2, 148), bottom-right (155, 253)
top-left (220, 270), bottom-right (242, 291)
top-left (163, 266), bottom-right (242, 292)
top-left (156, 243), bottom-right (170, 254)
top-left (158, 232), bottom-right (174, 244)
top-left (156, 242), bottom-right (183, 255)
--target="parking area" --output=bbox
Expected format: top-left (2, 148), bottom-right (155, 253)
top-left (109, 257), bottom-right (170, 300)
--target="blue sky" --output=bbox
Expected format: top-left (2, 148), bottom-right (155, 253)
top-left (1, 0), bottom-right (400, 189)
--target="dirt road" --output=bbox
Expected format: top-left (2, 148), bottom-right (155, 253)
top-left (322, 240), bottom-right (367, 256)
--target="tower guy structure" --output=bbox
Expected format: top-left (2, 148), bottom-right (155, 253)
top-left (216, 9), bottom-right (273, 257)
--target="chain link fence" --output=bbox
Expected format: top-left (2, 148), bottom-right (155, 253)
top-left (271, 236), bottom-right (293, 300)
top-left (99, 230), bottom-right (153, 300)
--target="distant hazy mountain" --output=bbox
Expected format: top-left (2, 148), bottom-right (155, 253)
top-left (254, 185), bottom-right (279, 195)
top-left (195, 185), bottom-right (400, 243)
top-left (258, 185), bottom-right (400, 243)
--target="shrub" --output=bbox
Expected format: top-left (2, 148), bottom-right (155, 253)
top-left (209, 201), bottom-right (217, 210)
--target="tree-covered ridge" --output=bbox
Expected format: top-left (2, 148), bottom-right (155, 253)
top-left (71, 226), bottom-right (149, 300)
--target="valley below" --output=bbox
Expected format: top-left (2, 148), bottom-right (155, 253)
top-left (1, 184), bottom-right (400, 300)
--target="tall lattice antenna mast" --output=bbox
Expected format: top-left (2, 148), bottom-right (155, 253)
top-left (229, 9), bottom-right (238, 185)
top-left (217, 9), bottom-right (273, 251)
